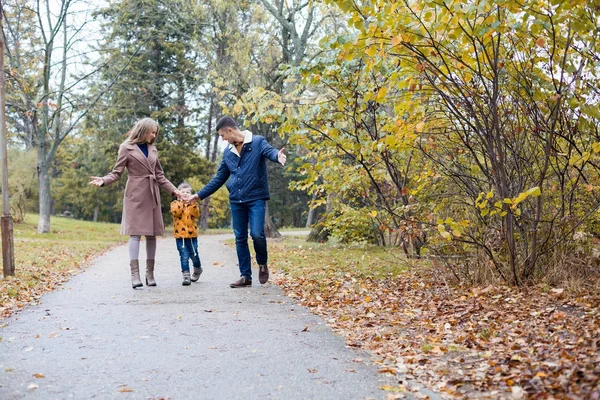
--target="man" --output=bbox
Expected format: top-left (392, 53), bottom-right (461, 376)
top-left (189, 117), bottom-right (286, 288)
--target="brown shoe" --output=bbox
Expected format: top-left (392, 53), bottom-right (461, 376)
top-left (145, 259), bottom-right (156, 286)
top-left (230, 276), bottom-right (252, 288)
top-left (258, 264), bottom-right (269, 284)
top-left (130, 260), bottom-right (143, 289)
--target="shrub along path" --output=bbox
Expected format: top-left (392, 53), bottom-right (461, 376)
top-left (0, 232), bottom-right (438, 399)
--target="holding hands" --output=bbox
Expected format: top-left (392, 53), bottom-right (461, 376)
top-left (177, 190), bottom-right (198, 204)
top-left (183, 193), bottom-right (199, 203)
top-left (91, 175), bottom-right (197, 202)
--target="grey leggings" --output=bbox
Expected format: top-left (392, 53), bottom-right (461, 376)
top-left (128, 235), bottom-right (156, 260)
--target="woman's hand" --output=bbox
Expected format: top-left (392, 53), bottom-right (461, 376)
top-left (89, 176), bottom-right (103, 187)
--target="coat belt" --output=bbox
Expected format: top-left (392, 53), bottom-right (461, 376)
top-left (130, 174), bottom-right (160, 209)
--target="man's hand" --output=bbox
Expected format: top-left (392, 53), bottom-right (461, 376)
top-left (277, 147), bottom-right (287, 166)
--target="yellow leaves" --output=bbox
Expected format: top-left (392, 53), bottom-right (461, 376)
top-left (341, 51), bottom-right (354, 61)
top-left (365, 46), bottom-right (377, 57)
top-left (437, 224), bottom-right (453, 241)
top-left (476, 187), bottom-right (541, 218)
top-left (369, 211), bottom-right (378, 218)
top-left (391, 35), bottom-right (402, 47)
top-left (376, 87), bottom-right (387, 103)
top-left (232, 103), bottom-right (243, 115)
top-left (569, 151), bottom-right (590, 166)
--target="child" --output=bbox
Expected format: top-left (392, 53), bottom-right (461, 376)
top-left (90, 118), bottom-right (184, 289)
top-left (171, 182), bottom-right (203, 286)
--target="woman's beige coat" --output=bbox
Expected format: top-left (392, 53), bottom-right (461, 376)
top-left (101, 142), bottom-right (177, 236)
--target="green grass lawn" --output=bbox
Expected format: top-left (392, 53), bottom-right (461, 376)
top-left (269, 234), bottom-right (410, 279)
top-left (0, 214), bottom-right (127, 319)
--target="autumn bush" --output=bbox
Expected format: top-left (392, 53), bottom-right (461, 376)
top-left (235, 1), bottom-right (600, 287)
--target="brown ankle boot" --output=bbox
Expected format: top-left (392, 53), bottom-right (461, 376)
top-left (130, 260), bottom-right (143, 289)
top-left (146, 259), bottom-right (156, 286)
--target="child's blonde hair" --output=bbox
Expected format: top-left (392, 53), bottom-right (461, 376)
top-left (127, 118), bottom-right (159, 144)
top-left (178, 182), bottom-right (193, 191)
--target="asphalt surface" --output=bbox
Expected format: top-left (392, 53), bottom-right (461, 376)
top-left (0, 233), bottom-right (438, 400)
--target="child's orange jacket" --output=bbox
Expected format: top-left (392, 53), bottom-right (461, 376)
top-left (170, 200), bottom-right (199, 238)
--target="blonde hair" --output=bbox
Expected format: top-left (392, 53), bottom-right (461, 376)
top-left (178, 182), bottom-right (193, 191)
top-left (126, 118), bottom-right (159, 145)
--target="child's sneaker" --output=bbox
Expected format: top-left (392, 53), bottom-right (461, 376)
top-left (182, 271), bottom-right (191, 286)
top-left (191, 266), bottom-right (203, 282)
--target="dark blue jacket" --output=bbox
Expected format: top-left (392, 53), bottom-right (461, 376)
top-left (198, 135), bottom-right (280, 203)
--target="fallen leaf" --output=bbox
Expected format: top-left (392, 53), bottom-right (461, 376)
top-left (118, 387), bottom-right (134, 393)
top-left (381, 385), bottom-right (407, 393)
top-left (33, 373), bottom-right (45, 378)
top-left (378, 367), bottom-right (398, 375)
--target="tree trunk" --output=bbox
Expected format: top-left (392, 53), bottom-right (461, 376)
top-left (307, 193), bottom-right (333, 242)
top-left (264, 201), bottom-right (281, 238)
top-left (307, 220), bottom-right (329, 243)
top-left (305, 191), bottom-right (318, 228)
top-left (205, 97), bottom-right (214, 159)
top-left (37, 157), bottom-right (51, 233)
top-left (93, 205), bottom-right (99, 222)
top-left (200, 198), bottom-right (210, 231)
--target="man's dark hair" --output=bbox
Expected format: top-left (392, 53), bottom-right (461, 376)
top-left (216, 116), bottom-right (238, 132)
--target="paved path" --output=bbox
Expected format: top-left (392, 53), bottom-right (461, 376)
top-left (0, 233), bottom-right (433, 400)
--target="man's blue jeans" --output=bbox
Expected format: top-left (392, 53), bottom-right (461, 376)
top-left (231, 199), bottom-right (267, 279)
top-left (175, 237), bottom-right (201, 272)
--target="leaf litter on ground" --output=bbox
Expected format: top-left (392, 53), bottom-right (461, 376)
top-left (270, 236), bottom-right (600, 399)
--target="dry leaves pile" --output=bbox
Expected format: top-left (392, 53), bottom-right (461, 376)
top-left (271, 240), bottom-right (600, 399)
top-left (0, 247), bottom-right (107, 320)
top-left (0, 216), bottom-right (126, 321)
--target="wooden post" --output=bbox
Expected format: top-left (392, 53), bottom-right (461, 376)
top-left (0, 0), bottom-right (15, 277)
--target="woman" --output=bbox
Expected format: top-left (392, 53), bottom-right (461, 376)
top-left (90, 118), bottom-right (183, 288)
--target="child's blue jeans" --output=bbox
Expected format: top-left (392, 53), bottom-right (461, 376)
top-left (176, 237), bottom-right (201, 272)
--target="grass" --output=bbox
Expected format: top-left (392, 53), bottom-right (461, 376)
top-left (0, 214), bottom-right (127, 319)
top-left (269, 235), bottom-right (410, 279)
